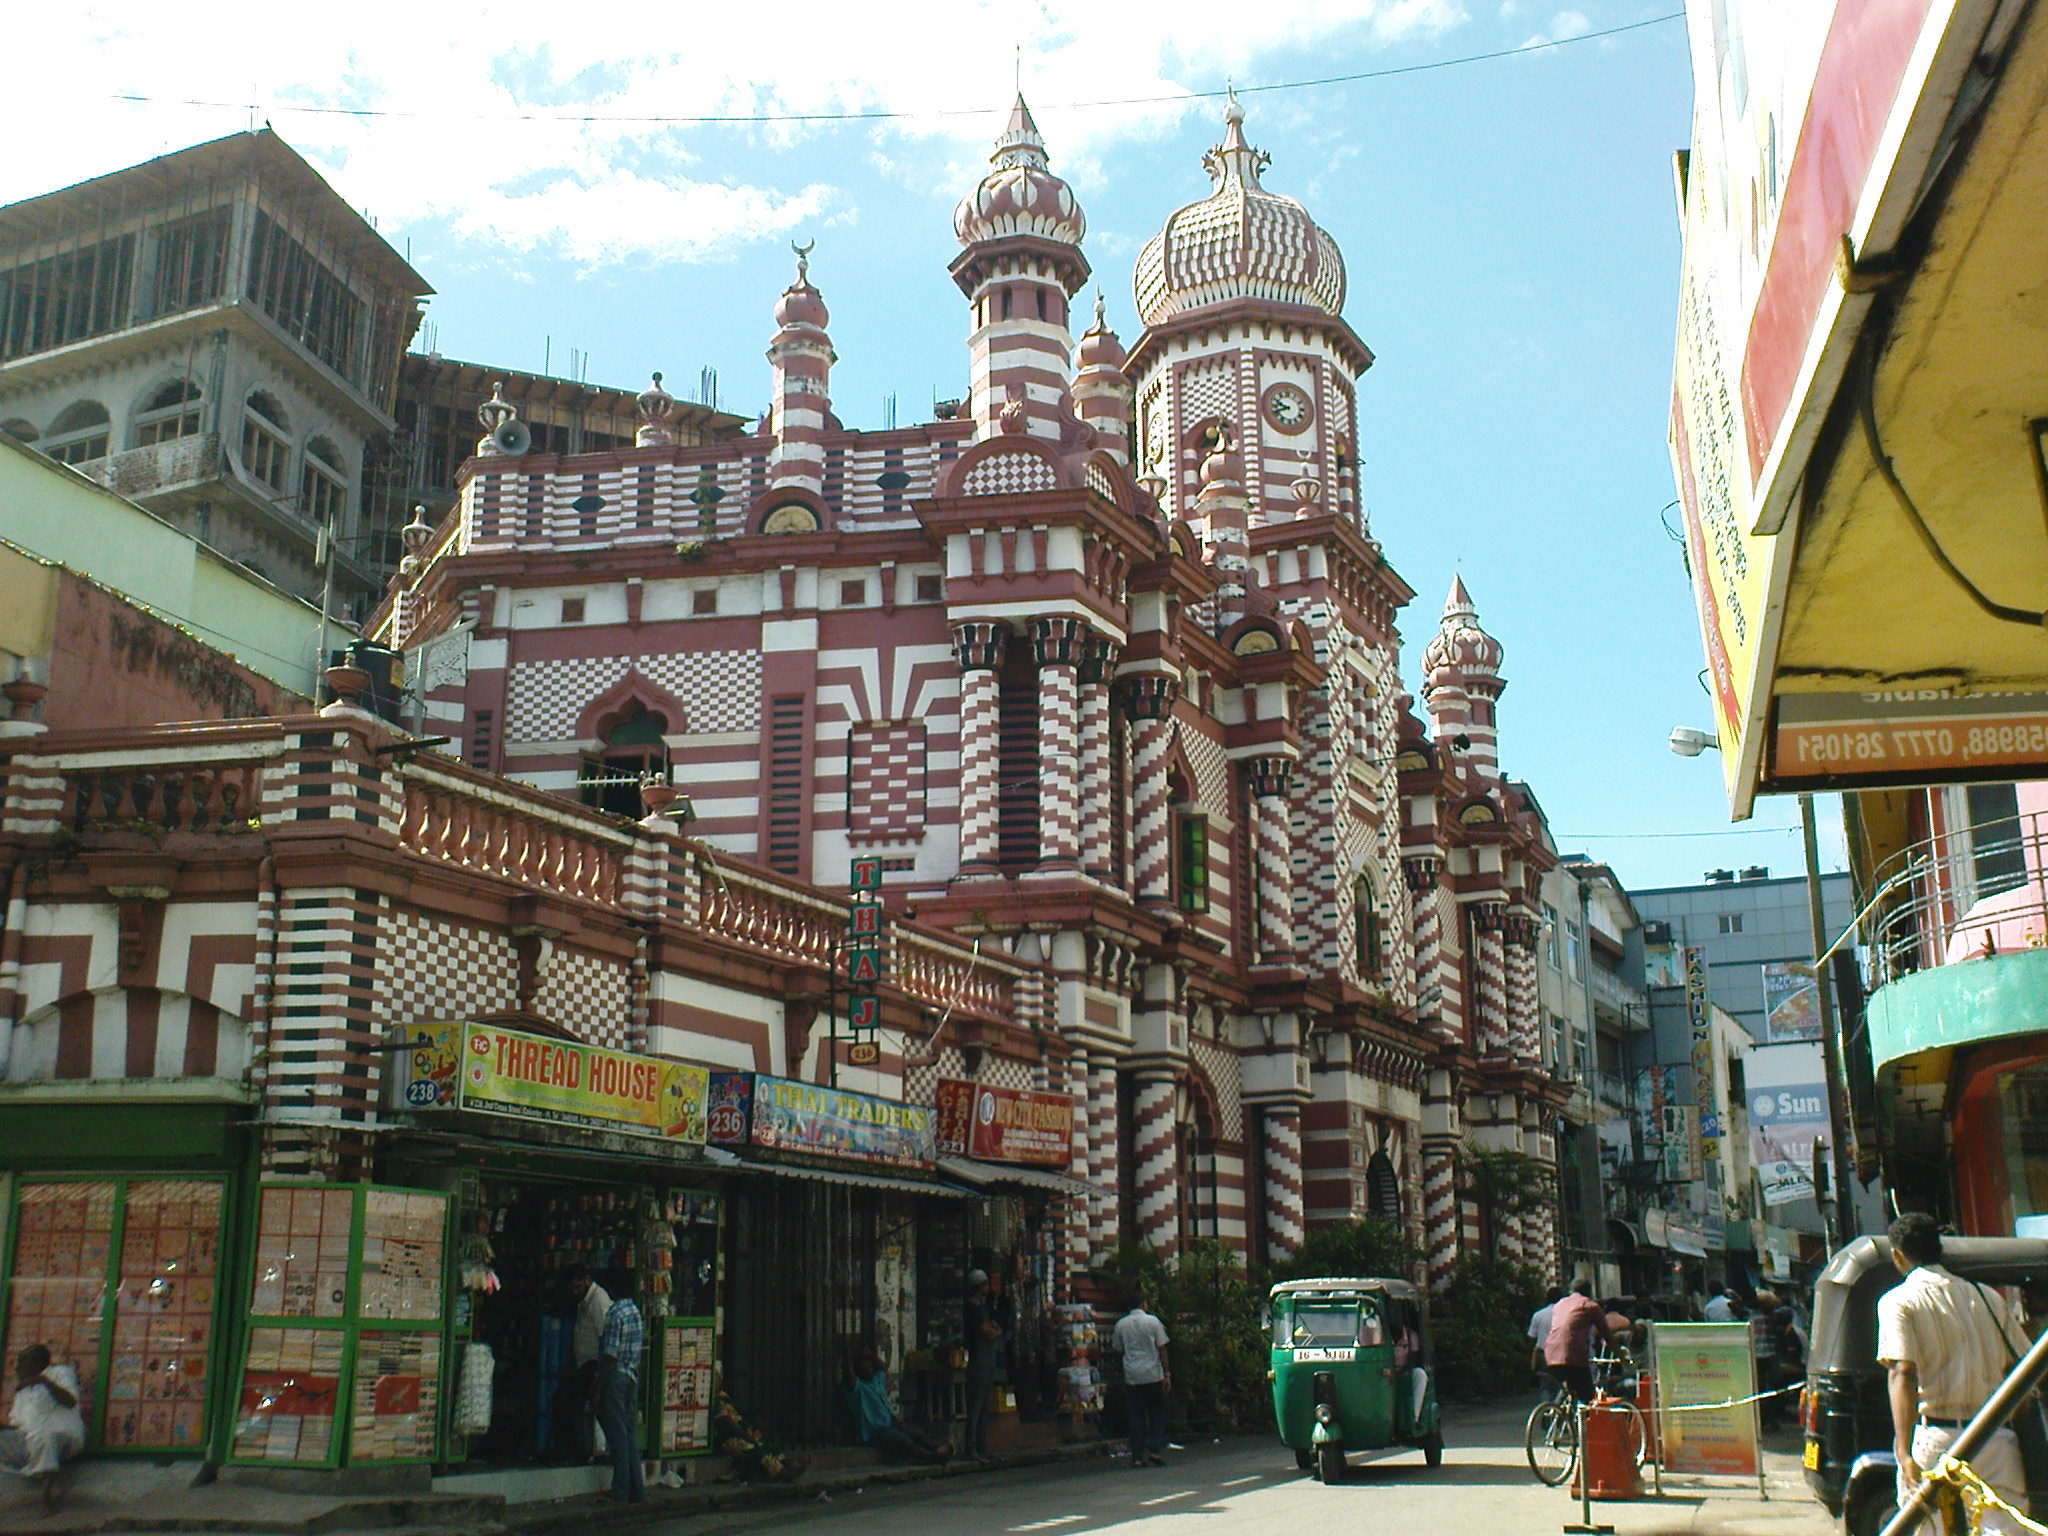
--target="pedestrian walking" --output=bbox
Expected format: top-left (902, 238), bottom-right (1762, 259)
top-left (1113, 1293), bottom-right (1171, 1468)
top-left (1879, 1214), bottom-right (2031, 1535)
top-left (963, 1268), bottom-right (1000, 1459)
top-left (1527, 1285), bottom-right (1565, 1378)
top-left (593, 1274), bottom-right (645, 1503)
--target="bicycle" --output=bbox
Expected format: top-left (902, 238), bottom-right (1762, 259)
top-left (1524, 1349), bottom-right (1649, 1487)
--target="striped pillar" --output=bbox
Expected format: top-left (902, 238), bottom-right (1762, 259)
top-left (1263, 1105), bottom-right (1305, 1261)
top-left (768, 250), bottom-right (832, 498)
top-left (1421, 1136), bottom-right (1460, 1288)
top-left (1077, 638), bottom-right (1118, 882)
top-left (1535, 1200), bottom-right (1561, 1281)
top-left (1504, 911), bottom-right (1542, 1062)
top-left (1032, 618), bottom-right (1084, 872)
top-left (1123, 677), bottom-right (1178, 907)
top-left (952, 623), bottom-right (1007, 874)
top-left (1066, 1044), bottom-right (1095, 1275)
top-left (1248, 757), bottom-right (1294, 964)
top-left (1404, 856), bottom-right (1456, 1045)
top-left (1092, 1057), bottom-right (1121, 1256)
top-left (1471, 903), bottom-right (1510, 1056)
top-left (1132, 1071), bottom-right (1180, 1257)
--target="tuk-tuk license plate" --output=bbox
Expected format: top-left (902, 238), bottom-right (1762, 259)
top-left (1291, 1348), bottom-right (1357, 1362)
top-left (1802, 1439), bottom-right (1819, 1470)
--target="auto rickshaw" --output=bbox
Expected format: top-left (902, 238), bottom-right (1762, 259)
top-left (1268, 1277), bottom-right (1443, 1481)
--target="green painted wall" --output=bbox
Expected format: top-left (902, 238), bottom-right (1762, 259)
top-left (1867, 946), bottom-right (2048, 1071)
top-left (0, 435), bottom-right (331, 696)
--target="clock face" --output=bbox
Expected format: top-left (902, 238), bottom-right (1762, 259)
top-left (1264, 382), bottom-right (1314, 434)
top-left (1144, 408), bottom-right (1167, 469)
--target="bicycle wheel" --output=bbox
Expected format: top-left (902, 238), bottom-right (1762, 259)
top-left (1525, 1398), bottom-right (1578, 1486)
top-left (1614, 1400), bottom-right (1650, 1469)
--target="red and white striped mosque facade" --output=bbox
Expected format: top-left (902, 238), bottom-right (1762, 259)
top-left (376, 96), bottom-right (1569, 1284)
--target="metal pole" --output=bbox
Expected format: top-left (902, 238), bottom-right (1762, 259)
top-left (315, 511), bottom-right (340, 691)
top-left (1878, 1321), bottom-right (2048, 1536)
top-left (1800, 793), bottom-right (1859, 1249)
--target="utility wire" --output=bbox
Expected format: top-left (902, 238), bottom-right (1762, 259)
top-left (1561, 827), bottom-right (1804, 840)
top-left (103, 12), bottom-right (1685, 126)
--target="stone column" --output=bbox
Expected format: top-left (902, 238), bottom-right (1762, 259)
top-left (1405, 856), bottom-right (1456, 1046)
top-left (1131, 1069), bottom-right (1181, 1258)
top-left (1504, 909), bottom-right (1542, 1063)
top-left (1248, 756), bottom-right (1294, 964)
top-left (951, 622), bottom-right (1007, 874)
top-left (1092, 1056), bottom-right (1122, 1256)
top-left (1422, 1133), bottom-right (1460, 1288)
top-left (1077, 636), bottom-right (1119, 883)
top-left (1067, 1042), bottom-right (1095, 1277)
top-left (1031, 617), bottom-right (1084, 873)
top-left (1263, 1104), bottom-right (1305, 1262)
top-left (1122, 676), bottom-right (1179, 907)
top-left (1471, 901), bottom-right (1511, 1056)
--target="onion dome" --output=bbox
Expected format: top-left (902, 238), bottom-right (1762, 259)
top-left (775, 241), bottom-right (830, 329)
top-left (1421, 575), bottom-right (1505, 685)
top-left (1133, 91), bottom-right (1345, 325)
top-left (954, 94), bottom-right (1086, 248)
top-left (636, 372), bottom-right (677, 447)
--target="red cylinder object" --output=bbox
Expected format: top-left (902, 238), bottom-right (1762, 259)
top-left (1572, 1394), bottom-right (1645, 1502)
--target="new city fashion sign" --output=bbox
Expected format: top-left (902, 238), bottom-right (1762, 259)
top-left (707, 1071), bottom-right (934, 1169)
top-left (397, 1021), bottom-right (709, 1144)
top-left (933, 1079), bottom-right (1075, 1168)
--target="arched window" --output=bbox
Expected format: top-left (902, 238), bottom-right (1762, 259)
top-left (44, 400), bottom-right (110, 466)
top-left (578, 702), bottom-right (670, 818)
top-left (301, 436), bottom-right (347, 527)
top-left (1354, 875), bottom-right (1383, 980)
top-left (135, 378), bottom-right (203, 447)
top-left (1, 418), bottom-right (37, 446)
top-left (240, 390), bottom-right (291, 492)
top-left (1366, 1149), bottom-right (1401, 1219)
top-left (1171, 768), bottom-right (1209, 914)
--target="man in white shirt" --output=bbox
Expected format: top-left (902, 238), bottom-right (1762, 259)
top-left (1879, 1213), bottom-right (2028, 1535)
top-left (558, 1266), bottom-right (611, 1460)
top-left (1527, 1285), bottom-right (1565, 1375)
top-left (1703, 1286), bottom-right (1740, 1323)
top-left (1113, 1295), bottom-right (1171, 1468)
top-left (2, 1345), bottom-right (85, 1511)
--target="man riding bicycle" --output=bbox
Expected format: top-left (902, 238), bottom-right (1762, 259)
top-left (1543, 1279), bottom-right (1618, 1404)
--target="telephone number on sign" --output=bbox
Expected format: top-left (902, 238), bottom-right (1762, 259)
top-left (1783, 721), bottom-right (2048, 768)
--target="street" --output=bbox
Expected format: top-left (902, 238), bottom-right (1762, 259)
top-left (579, 1405), bottom-right (1833, 1536)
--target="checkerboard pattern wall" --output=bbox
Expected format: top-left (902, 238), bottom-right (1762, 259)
top-left (534, 949), bottom-right (634, 1050)
top-left (961, 449), bottom-right (1057, 496)
top-left (376, 913), bottom-right (519, 1026)
top-left (503, 650), bottom-right (762, 742)
top-left (847, 722), bottom-right (926, 843)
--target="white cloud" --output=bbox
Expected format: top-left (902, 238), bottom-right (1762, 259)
top-left (7, 0), bottom-right (1470, 265)
top-left (1521, 9), bottom-right (1592, 46)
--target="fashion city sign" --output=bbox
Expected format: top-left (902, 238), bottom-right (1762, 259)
top-left (393, 1021), bottom-right (710, 1143)
top-left (933, 1079), bottom-right (1074, 1168)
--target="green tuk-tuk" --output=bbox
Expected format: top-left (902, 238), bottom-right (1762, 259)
top-left (1269, 1277), bottom-right (1443, 1481)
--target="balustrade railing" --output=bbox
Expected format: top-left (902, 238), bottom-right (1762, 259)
top-left (65, 761), bottom-right (264, 834)
top-left (1860, 808), bottom-right (2048, 988)
top-left (693, 857), bottom-right (843, 969)
top-left (396, 770), bottom-right (627, 904)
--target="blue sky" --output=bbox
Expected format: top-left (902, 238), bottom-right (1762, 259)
top-left (16, 0), bottom-right (1845, 889)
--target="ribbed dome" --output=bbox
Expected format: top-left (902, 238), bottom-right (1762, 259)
top-left (1422, 575), bottom-right (1504, 685)
top-left (1133, 94), bottom-right (1345, 326)
top-left (774, 243), bottom-right (829, 329)
top-left (954, 94), bottom-right (1086, 248)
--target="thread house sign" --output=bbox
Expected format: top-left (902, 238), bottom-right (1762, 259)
top-left (932, 1079), bottom-right (1075, 1167)
top-left (394, 1021), bottom-right (709, 1143)
top-left (707, 1072), bottom-right (934, 1168)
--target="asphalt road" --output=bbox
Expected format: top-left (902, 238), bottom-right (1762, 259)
top-left (625, 1403), bottom-right (1835, 1536)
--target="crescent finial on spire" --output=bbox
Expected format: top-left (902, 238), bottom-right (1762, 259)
top-left (792, 239), bottom-right (815, 283)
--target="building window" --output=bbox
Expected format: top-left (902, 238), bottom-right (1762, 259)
top-left (578, 702), bottom-right (669, 818)
top-left (148, 208), bottom-right (231, 318)
top-left (560, 597), bottom-right (586, 624)
top-left (691, 589), bottom-right (717, 615)
top-left (135, 379), bottom-right (203, 447)
top-left (1718, 912), bottom-right (1744, 935)
top-left (245, 211), bottom-right (364, 384)
top-left (763, 693), bottom-right (808, 876)
top-left (301, 437), bottom-right (347, 527)
top-left (1544, 902), bottom-right (1561, 969)
top-left (43, 399), bottom-right (110, 465)
top-left (1354, 877), bottom-right (1382, 979)
top-left (916, 574), bottom-right (944, 603)
top-left (1564, 920), bottom-right (1583, 978)
top-left (1174, 810), bottom-right (1210, 913)
top-left (0, 233), bottom-right (136, 362)
top-left (995, 644), bottom-right (1040, 869)
top-left (1967, 783), bottom-right (2026, 897)
top-left (241, 392), bottom-right (291, 493)
top-left (1, 418), bottom-right (36, 446)
top-left (839, 579), bottom-right (866, 606)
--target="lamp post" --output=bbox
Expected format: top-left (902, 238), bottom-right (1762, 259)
top-left (1668, 727), bottom-right (1861, 1251)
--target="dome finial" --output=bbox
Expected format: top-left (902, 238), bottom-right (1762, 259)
top-left (792, 238), bottom-right (813, 284)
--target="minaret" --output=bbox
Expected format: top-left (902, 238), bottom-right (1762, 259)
top-left (1421, 576), bottom-right (1505, 781)
top-left (951, 95), bottom-right (1090, 443)
top-left (767, 241), bottom-right (833, 498)
top-left (1072, 294), bottom-right (1131, 465)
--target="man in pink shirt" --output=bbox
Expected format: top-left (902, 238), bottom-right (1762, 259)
top-left (1544, 1279), bottom-right (1615, 1404)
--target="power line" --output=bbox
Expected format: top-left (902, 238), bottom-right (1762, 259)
top-left (1559, 826), bottom-right (1805, 841)
top-left (104, 12), bottom-right (1685, 127)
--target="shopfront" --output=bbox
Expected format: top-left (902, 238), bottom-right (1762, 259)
top-left (0, 1093), bottom-right (258, 1467)
top-left (216, 1021), bottom-right (729, 1478)
top-left (708, 1072), bottom-right (981, 1449)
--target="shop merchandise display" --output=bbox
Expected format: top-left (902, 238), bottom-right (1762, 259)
top-left (1054, 1305), bottom-right (1103, 1422)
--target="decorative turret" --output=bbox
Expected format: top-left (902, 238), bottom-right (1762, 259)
top-left (1072, 294), bottom-right (1130, 465)
top-left (950, 95), bottom-right (1090, 444)
top-left (1422, 576), bottom-right (1505, 779)
top-left (767, 241), bottom-right (834, 498)
top-left (1193, 422), bottom-right (1251, 627)
top-left (636, 373), bottom-right (677, 448)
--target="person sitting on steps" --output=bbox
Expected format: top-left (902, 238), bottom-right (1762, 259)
top-left (844, 1346), bottom-right (954, 1465)
top-left (1, 1345), bottom-right (85, 1513)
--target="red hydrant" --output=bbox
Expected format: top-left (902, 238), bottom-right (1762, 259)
top-left (1571, 1391), bottom-right (1645, 1501)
